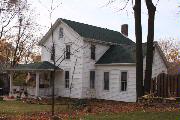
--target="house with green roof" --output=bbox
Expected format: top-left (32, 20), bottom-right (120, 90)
top-left (9, 18), bottom-right (168, 102)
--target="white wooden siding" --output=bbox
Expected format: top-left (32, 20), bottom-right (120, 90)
top-left (95, 65), bottom-right (136, 102)
top-left (143, 47), bottom-right (167, 78)
top-left (41, 21), bottom-right (84, 98)
top-left (81, 41), bottom-right (109, 98)
top-left (41, 20), bottom-right (167, 102)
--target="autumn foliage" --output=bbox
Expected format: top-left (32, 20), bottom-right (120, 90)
top-left (158, 39), bottom-right (180, 74)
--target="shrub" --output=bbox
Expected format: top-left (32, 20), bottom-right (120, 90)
top-left (0, 96), bottom-right (3, 101)
top-left (0, 79), bottom-right (4, 88)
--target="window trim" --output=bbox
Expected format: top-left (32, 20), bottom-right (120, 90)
top-left (50, 46), bottom-right (55, 61)
top-left (59, 27), bottom-right (63, 38)
top-left (120, 71), bottom-right (128, 92)
top-left (65, 45), bottom-right (71, 59)
top-left (90, 44), bottom-right (95, 60)
top-left (65, 71), bottom-right (70, 89)
top-left (103, 71), bottom-right (110, 91)
top-left (90, 70), bottom-right (95, 89)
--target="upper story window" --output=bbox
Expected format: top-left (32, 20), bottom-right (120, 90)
top-left (65, 45), bottom-right (70, 59)
top-left (50, 46), bottom-right (55, 61)
top-left (90, 71), bottom-right (95, 89)
top-left (91, 45), bottom-right (95, 60)
top-left (59, 27), bottom-right (63, 38)
top-left (104, 72), bottom-right (109, 90)
top-left (121, 72), bottom-right (127, 91)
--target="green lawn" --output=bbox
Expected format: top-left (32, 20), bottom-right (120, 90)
top-left (0, 101), bottom-right (180, 120)
top-left (84, 112), bottom-right (180, 120)
top-left (0, 101), bottom-right (67, 115)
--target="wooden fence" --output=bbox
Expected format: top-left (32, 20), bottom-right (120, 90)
top-left (151, 73), bottom-right (180, 98)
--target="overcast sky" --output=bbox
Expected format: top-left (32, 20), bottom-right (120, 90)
top-left (30, 0), bottom-right (180, 42)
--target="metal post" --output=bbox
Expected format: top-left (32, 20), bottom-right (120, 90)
top-left (35, 72), bottom-right (40, 97)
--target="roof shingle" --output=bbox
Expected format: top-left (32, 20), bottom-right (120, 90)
top-left (7, 61), bottom-right (61, 71)
top-left (61, 18), bottom-right (135, 45)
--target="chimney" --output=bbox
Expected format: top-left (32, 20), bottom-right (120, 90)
top-left (121, 24), bottom-right (128, 37)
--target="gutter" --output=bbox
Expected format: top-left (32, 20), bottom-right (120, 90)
top-left (95, 63), bottom-right (136, 66)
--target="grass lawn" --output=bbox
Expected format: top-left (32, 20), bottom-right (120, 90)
top-left (0, 100), bottom-right (179, 120)
top-left (84, 112), bottom-right (180, 120)
top-left (0, 101), bottom-right (67, 116)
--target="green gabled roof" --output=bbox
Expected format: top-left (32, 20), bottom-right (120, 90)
top-left (61, 18), bottom-right (135, 45)
top-left (96, 44), bottom-right (147, 64)
top-left (96, 45), bottom-right (136, 64)
top-left (7, 61), bottom-right (61, 71)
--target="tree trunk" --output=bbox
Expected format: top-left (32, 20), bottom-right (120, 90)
top-left (133, 0), bottom-right (144, 101)
top-left (144, 0), bottom-right (156, 94)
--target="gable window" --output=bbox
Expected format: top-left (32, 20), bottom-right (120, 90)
top-left (90, 71), bottom-right (95, 89)
top-left (121, 72), bottom-right (127, 91)
top-left (104, 72), bottom-right (109, 90)
top-left (65, 71), bottom-right (69, 88)
top-left (91, 45), bottom-right (95, 60)
top-left (65, 45), bottom-right (70, 59)
top-left (59, 27), bottom-right (63, 38)
top-left (50, 46), bottom-right (55, 61)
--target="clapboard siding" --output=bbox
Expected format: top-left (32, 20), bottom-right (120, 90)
top-left (40, 20), bottom-right (168, 102)
top-left (81, 41), bottom-right (109, 98)
top-left (41, 21), bottom-right (84, 98)
top-left (95, 66), bottom-right (136, 102)
top-left (143, 47), bottom-right (167, 78)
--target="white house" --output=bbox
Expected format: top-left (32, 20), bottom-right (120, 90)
top-left (8, 18), bottom-right (169, 102)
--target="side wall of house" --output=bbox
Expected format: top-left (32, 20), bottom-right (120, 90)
top-left (41, 21), bottom-right (84, 98)
top-left (95, 65), bottom-right (136, 102)
top-left (81, 41), bottom-right (109, 98)
top-left (143, 47), bottom-right (167, 78)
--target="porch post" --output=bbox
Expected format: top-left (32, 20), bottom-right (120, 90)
top-left (9, 72), bottom-right (13, 94)
top-left (35, 72), bottom-right (40, 97)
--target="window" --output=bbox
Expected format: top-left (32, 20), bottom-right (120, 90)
top-left (65, 71), bottom-right (69, 88)
top-left (121, 72), bottom-right (127, 91)
top-left (59, 27), bottom-right (63, 38)
top-left (90, 71), bottom-right (95, 89)
top-left (65, 45), bottom-right (70, 59)
top-left (104, 72), bottom-right (109, 90)
top-left (39, 72), bottom-right (50, 88)
top-left (50, 46), bottom-right (55, 60)
top-left (91, 45), bottom-right (95, 60)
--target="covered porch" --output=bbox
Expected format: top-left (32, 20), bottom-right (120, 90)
top-left (6, 61), bottom-right (62, 98)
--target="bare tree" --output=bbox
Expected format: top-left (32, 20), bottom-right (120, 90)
top-left (144, 0), bottom-right (156, 94)
top-left (105, 0), bottom-right (144, 99)
top-left (133, 0), bottom-right (144, 99)
top-left (0, 0), bottom-right (18, 39)
top-left (0, 0), bottom-right (41, 68)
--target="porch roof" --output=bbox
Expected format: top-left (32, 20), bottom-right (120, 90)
top-left (6, 61), bottom-right (62, 71)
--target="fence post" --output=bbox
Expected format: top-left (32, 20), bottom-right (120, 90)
top-left (157, 74), bottom-right (160, 97)
top-left (163, 73), bottom-right (166, 97)
top-left (177, 75), bottom-right (180, 97)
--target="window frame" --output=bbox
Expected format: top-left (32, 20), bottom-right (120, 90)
top-left (120, 71), bottom-right (128, 92)
top-left (104, 72), bottom-right (110, 91)
top-left (90, 44), bottom-right (95, 60)
top-left (65, 71), bottom-right (70, 88)
top-left (59, 27), bottom-right (63, 38)
top-left (65, 45), bottom-right (71, 59)
top-left (50, 46), bottom-right (55, 61)
top-left (90, 71), bottom-right (95, 89)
